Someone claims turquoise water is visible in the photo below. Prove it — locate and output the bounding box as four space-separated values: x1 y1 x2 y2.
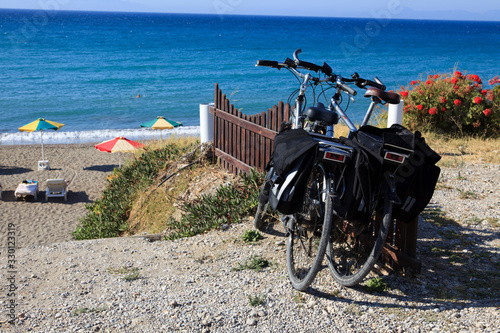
1 9 499 144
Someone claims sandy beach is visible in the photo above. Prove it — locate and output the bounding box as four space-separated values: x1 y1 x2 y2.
0 143 121 248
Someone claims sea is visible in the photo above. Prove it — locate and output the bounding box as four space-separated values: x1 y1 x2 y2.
1 9 499 145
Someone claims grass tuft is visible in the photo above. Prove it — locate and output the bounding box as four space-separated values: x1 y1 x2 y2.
232 255 270 271
248 294 265 307
242 229 263 243
365 277 388 293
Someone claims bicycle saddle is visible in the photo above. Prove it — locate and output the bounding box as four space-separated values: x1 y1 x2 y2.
364 87 401 104
305 103 339 125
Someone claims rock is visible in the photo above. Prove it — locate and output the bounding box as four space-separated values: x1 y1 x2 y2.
247 317 257 326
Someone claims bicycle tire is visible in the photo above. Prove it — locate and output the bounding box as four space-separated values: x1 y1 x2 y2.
326 186 392 287
253 202 268 230
286 162 333 291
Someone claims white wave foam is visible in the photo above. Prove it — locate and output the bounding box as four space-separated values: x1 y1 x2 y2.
0 126 201 145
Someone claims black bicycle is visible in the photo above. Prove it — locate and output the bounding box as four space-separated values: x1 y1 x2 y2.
254 49 407 289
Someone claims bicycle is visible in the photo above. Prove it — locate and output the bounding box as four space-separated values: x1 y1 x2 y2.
254 49 407 289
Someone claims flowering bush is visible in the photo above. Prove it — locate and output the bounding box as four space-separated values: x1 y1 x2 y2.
394 71 500 137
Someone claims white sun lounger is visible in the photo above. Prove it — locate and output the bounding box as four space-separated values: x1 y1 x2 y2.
45 179 69 201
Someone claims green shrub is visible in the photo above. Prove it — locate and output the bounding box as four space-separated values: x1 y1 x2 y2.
73 142 197 240
388 72 500 137
164 169 263 240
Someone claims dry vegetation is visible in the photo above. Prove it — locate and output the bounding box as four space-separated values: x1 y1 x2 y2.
334 124 500 165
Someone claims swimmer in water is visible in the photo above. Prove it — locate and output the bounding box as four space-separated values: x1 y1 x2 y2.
136 94 141 98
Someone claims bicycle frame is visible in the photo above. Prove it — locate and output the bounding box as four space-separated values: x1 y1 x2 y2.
289 69 382 139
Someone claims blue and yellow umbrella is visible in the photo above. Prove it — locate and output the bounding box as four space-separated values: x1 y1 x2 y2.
19 118 65 161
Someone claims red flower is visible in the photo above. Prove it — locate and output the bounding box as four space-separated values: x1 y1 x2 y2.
471 74 481 83
417 104 423 110
451 77 458 84
483 108 492 116
481 90 488 96
442 107 446 112
454 71 462 77
454 99 461 106
488 76 500 85
439 97 447 103
454 85 460 91
410 80 418 86
474 96 483 104
433 74 440 79
401 91 409 98
425 80 433 86
428 108 437 115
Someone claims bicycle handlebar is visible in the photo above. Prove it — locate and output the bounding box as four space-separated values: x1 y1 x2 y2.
338 81 357 95
256 49 387 94
256 60 283 69
347 72 386 90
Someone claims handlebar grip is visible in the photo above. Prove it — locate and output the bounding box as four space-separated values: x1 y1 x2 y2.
339 82 357 96
297 60 322 72
256 60 280 68
365 79 386 91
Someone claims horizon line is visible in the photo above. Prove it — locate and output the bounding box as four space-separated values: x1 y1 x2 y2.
1 7 500 23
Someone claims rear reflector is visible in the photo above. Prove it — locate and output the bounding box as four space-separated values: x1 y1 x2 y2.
324 151 346 163
384 151 405 164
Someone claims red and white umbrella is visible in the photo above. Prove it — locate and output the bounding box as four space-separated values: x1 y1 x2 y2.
94 137 144 167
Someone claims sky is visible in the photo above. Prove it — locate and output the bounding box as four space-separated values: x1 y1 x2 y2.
1 0 500 21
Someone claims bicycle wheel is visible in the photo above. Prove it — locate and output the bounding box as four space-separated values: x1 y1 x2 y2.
326 186 392 287
253 202 268 230
286 162 333 291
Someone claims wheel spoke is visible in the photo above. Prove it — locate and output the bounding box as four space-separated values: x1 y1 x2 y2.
286 162 333 291
326 186 393 287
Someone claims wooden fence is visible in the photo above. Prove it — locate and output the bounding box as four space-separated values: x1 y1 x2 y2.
210 83 420 273
211 83 290 174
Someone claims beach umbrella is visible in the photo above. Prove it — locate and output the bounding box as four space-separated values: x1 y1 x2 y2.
19 118 65 161
140 116 182 139
141 116 182 130
94 137 145 167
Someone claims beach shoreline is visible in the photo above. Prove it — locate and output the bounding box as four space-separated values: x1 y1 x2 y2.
0 126 201 146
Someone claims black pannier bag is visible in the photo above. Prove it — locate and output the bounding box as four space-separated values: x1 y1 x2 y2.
352 124 441 222
391 131 441 222
267 128 318 215
334 136 384 220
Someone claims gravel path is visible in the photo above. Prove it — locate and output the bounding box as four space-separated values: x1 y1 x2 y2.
1 163 499 332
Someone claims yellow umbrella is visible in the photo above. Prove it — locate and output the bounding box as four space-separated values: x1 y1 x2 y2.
19 118 65 161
